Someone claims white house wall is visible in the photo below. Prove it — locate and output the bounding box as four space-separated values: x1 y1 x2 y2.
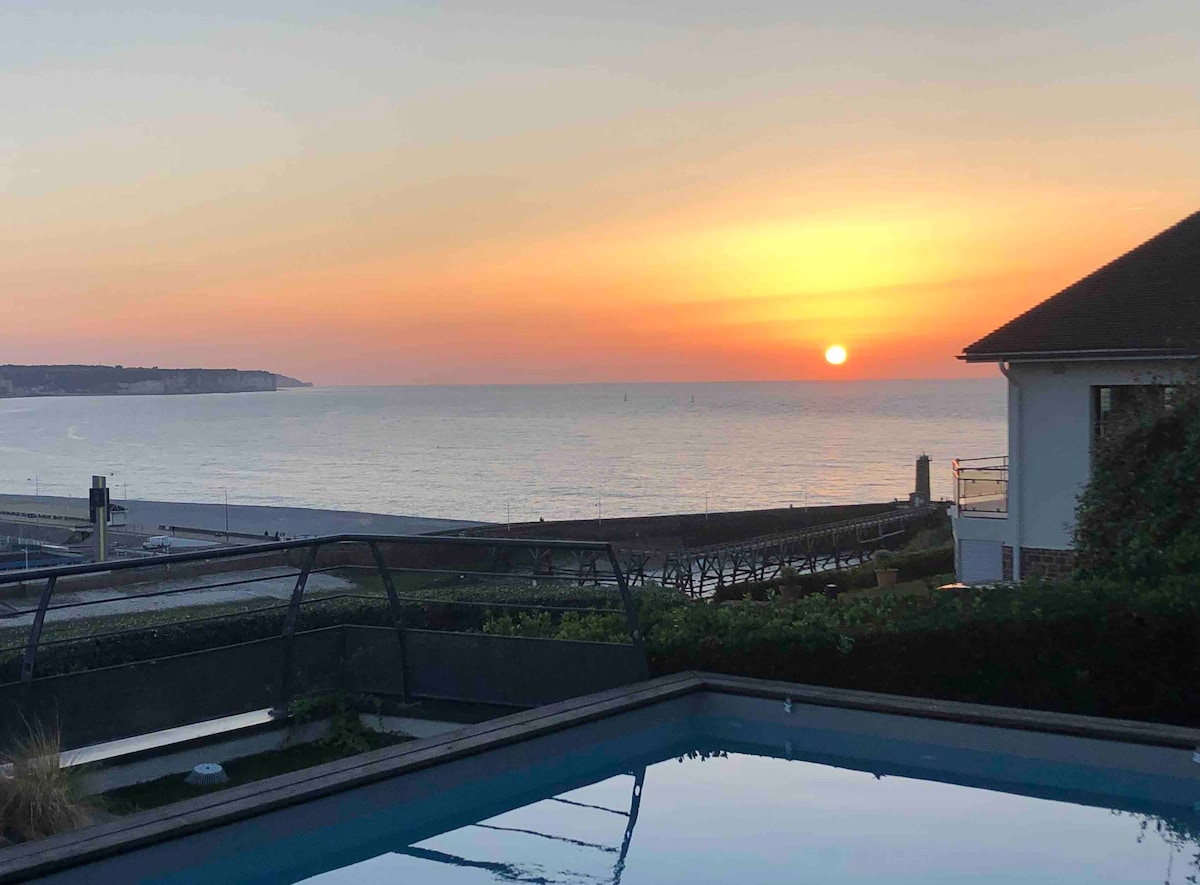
954 357 1190 583
1009 358 1190 551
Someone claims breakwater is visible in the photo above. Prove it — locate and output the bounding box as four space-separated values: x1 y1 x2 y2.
461 502 901 550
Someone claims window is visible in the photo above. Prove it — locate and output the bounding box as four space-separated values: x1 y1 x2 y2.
1092 385 1177 445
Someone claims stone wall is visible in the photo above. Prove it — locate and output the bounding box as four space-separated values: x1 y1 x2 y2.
1020 546 1076 579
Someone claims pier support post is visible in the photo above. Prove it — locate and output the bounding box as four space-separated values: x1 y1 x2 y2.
369 540 412 704
606 546 649 679
272 543 320 717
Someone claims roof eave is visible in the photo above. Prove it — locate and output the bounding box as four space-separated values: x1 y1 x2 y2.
958 348 1200 364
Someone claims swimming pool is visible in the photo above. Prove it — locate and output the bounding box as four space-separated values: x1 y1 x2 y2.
13 675 1200 883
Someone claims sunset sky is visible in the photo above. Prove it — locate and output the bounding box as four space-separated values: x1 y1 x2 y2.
3 2 1198 385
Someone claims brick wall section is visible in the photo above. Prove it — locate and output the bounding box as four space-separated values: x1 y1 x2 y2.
1001 545 1013 581
1020 547 1076 579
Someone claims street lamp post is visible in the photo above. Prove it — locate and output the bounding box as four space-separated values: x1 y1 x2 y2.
224 489 230 544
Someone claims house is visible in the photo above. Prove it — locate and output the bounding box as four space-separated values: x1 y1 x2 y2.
951 210 1200 584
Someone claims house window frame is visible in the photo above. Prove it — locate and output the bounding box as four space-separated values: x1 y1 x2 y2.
1091 383 1177 464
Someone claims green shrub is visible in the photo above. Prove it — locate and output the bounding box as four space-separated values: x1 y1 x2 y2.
482 610 632 643
482 610 555 638
458 572 1200 724
1075 384 1200 582
289 692 385 755
903 523 953 552
649 575 1200 725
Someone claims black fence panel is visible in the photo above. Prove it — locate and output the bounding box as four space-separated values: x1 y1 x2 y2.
400 629 646 708
0 629 343 750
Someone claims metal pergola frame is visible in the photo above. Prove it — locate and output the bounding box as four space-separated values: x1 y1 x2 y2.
0 533 648 714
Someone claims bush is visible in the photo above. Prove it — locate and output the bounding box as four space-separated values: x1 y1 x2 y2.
649 576 1200 725
903 523 953 552
289 692 388 755
457 572 1200 724
0 721 93 843
483 610 631 643
1075 384 1200 582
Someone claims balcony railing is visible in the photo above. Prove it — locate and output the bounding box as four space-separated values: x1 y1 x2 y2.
952 456 1008 517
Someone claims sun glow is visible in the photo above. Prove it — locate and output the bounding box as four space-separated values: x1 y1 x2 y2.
825 344 848 366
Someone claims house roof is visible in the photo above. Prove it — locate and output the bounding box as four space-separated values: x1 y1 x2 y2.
960 210 1200 362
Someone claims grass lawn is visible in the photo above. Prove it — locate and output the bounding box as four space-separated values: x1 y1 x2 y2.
102 730 409 815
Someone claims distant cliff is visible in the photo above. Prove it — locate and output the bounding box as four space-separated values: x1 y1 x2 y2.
0 365 279 398
274 374 314 388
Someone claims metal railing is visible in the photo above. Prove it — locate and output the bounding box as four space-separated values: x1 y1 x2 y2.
662 504 942 598
0 533 648 721
952 456 1008 517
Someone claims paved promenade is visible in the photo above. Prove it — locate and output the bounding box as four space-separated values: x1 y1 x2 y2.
0 494 487 541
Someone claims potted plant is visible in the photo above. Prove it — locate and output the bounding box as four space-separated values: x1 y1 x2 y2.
873 550 899 589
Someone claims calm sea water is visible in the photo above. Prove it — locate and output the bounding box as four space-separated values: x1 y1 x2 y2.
0 380 1005 522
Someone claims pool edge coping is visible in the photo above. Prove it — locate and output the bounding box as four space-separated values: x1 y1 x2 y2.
3 671 1200 882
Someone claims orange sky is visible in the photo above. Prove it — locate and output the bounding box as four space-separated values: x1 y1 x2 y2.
3 4 1199 384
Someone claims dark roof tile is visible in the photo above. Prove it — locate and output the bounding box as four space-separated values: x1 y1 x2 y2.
962 210 1200 360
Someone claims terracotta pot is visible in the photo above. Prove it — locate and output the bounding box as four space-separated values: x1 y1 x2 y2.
875 568 899 589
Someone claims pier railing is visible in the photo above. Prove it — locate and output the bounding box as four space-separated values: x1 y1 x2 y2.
0 533 649 750
952 456 1008 517
662 504 942 598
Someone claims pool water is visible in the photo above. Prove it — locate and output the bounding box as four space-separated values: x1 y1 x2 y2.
303 750 1198 884
40 695 1200 884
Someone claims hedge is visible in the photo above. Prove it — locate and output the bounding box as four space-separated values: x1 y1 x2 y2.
0 584 687 683
649 576 1200 726
478 575 1200 726
9 567 1200 728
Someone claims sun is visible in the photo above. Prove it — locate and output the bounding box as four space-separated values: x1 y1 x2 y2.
825 344 848 366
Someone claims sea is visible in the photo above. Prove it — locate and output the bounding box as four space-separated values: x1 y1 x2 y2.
0 381 1006 523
